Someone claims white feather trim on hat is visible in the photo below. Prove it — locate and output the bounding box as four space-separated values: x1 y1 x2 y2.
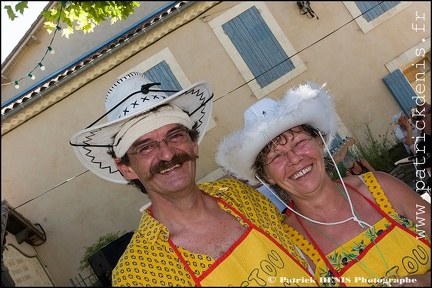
216 82 337 185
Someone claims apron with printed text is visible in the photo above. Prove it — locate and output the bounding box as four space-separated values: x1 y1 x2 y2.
170 209 317 286
287 172 431 287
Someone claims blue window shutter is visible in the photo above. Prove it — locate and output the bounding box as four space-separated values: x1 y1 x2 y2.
143 61 182 95
355 1 400 22
329 133 343 152
222 6 295 88
383 69 416 116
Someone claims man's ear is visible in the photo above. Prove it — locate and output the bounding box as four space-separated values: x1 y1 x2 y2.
193 139 199 155
115 158 138 180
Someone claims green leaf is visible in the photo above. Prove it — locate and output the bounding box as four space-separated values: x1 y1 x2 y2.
5 1 141 36
14 1 28 15
4 5 17 20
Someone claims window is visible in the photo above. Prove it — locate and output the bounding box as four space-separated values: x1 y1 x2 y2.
209 2 306 99
384 38 431 115
143 61 182 96
222 6 296 88
383 69 418 116
121 47 190 89
356 1 400 22
344 1 410 33
121 47 216 131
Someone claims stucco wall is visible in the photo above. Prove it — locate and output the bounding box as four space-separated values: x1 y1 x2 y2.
1 1 430 285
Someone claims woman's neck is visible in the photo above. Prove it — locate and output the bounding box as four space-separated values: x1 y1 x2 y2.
290 181 349 221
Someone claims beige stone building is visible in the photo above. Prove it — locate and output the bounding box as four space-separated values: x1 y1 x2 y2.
1 1 430 286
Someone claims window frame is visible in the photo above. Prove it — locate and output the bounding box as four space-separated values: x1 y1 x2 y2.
209 2 306 99
120 47 216 131
344 1 411 33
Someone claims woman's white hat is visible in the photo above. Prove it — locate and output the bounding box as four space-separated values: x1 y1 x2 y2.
216 82 337 185
70 72 213 184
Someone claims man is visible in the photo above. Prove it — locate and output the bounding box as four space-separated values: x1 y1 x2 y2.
393 111 421 155
69 72 315 286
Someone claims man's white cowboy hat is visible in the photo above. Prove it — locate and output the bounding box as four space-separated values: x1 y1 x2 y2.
70 72 213 184
216 82 337 185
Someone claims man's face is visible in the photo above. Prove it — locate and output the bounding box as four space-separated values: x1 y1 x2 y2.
115 123 199 195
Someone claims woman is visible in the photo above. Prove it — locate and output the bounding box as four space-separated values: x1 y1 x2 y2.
343 156 375 176
216 82 431 287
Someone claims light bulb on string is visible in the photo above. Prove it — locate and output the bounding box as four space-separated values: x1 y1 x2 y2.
4 5 64 89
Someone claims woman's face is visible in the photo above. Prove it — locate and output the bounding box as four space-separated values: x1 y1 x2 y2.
262 126 328 198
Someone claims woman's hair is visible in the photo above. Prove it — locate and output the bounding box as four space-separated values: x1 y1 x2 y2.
252 124 321 181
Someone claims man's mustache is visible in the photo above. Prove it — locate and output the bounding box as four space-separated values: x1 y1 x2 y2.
150 152 199 175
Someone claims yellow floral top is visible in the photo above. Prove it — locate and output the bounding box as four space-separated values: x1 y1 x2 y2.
286 172 431 287
111 179 311 287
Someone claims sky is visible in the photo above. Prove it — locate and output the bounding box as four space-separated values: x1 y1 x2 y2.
1 1 49 63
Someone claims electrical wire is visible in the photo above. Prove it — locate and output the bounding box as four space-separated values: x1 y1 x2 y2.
4 2 389 212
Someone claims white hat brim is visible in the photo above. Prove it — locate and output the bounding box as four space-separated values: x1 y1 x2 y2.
70 81 213 184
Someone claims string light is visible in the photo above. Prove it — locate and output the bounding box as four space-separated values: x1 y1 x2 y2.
47 46 55 55
1 3 65 89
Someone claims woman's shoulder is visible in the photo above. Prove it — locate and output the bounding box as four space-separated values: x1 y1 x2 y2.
341 173 377 201
342 174 366 189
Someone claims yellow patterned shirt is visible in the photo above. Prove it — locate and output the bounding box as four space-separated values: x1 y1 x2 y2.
286 172 431 287
111 178 311 286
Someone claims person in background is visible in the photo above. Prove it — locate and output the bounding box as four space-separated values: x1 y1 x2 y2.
393 111 421 155
343 156 375 176
216 82 431 287
69 72 315 287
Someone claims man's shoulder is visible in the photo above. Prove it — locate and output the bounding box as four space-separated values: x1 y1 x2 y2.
199 178 272 204
198 178 258 194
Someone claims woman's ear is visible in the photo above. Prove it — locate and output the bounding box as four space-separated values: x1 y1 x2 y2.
264 174 276 185
316 135 324 146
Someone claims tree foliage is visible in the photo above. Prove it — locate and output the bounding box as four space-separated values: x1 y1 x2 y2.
4 1 141 38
